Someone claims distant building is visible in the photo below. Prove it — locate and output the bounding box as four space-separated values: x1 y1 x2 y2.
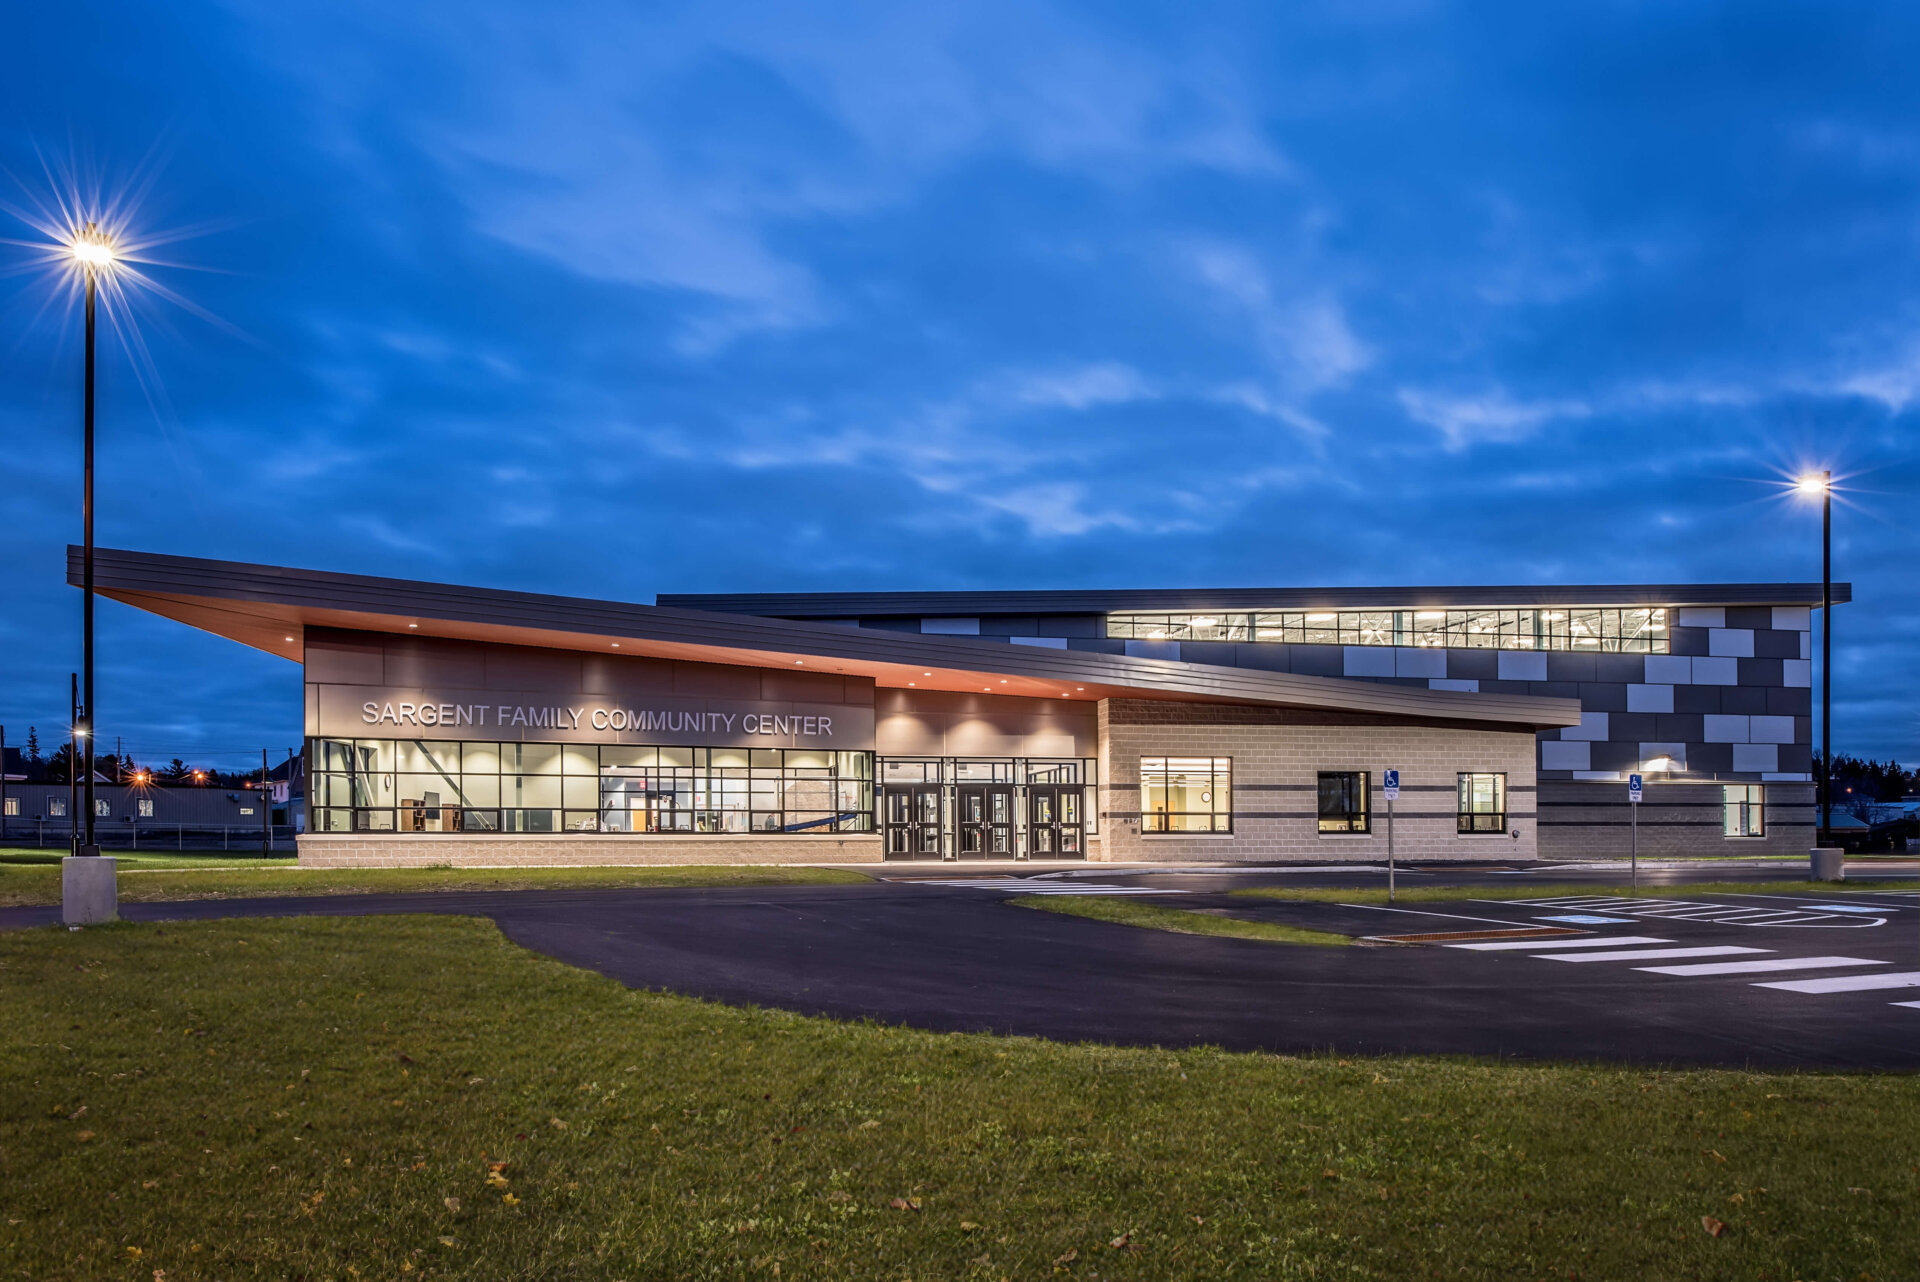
2 781 280 840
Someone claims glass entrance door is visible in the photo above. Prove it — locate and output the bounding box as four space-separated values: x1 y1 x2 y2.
882 785 942 859
956 784 1013 858
1026 785 1085 859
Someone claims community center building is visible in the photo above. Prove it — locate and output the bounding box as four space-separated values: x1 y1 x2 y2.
73 547 1840 866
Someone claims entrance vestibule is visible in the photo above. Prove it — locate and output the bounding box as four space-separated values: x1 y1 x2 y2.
878 757 1095 861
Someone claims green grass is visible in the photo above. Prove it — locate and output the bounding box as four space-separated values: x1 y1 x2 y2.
1 849 296 868
1231 879 1920 907
0 861 871 907
4 916 1918 1280
1011 894 1352 946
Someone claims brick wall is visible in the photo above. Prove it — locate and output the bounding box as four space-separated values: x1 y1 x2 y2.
1537 780 1815 858
297 833 884 867
1095 698 1538 863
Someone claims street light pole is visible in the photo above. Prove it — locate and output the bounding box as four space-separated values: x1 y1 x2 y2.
61 223 119 924
1819 467 1831 847
81 246 98 857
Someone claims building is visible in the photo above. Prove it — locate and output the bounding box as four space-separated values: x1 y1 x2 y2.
0 779 284 847
71 547 1842 866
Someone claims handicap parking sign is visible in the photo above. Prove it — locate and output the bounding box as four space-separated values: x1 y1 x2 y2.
1383 769 1399 801
1628 773 1643 803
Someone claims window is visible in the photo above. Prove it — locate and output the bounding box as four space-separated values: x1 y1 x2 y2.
136 798 155 818
95 799 110 817
3 797 16 816
1106 607 1669 653
1457 773 1507 834
49 798 67 817
308 738 876 836
1724 784 1765 838
1317 771 1370 834
1139 757 1231 833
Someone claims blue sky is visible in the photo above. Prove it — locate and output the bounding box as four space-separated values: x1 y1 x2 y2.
1 1 1915 769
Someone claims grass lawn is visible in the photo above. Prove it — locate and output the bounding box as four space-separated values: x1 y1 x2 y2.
5 917 1918 1280
0 860 871 908
1231 879 1920 907
1011 894 1351 946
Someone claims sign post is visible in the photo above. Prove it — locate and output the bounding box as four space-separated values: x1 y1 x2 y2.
1383 770 1400 903
1627 773 1643 890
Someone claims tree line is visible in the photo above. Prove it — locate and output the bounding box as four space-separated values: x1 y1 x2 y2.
4 728 262 787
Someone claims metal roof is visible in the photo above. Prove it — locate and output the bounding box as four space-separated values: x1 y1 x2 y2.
657 582 1852 616
67 547 1584 730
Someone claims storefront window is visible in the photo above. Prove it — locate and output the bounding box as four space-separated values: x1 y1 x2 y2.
1457 773 1506 834
1318 772 1370 834
310 738 874 836
1140 757 1231 833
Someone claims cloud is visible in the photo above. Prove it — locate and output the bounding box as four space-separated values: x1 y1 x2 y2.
1397 388 1592 450
1188 243 1370 391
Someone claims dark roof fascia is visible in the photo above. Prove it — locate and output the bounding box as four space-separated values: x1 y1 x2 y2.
657 583 1854 616
68 547 1582 729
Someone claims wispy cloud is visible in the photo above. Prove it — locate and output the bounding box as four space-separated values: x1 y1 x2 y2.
1397 387 1592 450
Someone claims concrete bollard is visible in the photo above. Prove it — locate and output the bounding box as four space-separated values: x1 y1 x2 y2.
62 856 119 925
1809 847 1845 882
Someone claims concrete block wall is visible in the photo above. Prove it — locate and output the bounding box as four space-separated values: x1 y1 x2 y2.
298 833 884 867
1095 698 1538 863
1536 781 1815 858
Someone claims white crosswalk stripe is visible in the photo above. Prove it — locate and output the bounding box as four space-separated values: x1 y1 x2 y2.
1531 946 1767 963
1636 956 1887 977
1488 895 1889 928
1447 936 1672 951
1754 971 1920 994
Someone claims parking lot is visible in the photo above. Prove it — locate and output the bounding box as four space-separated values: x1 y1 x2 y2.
9 859 1916 1067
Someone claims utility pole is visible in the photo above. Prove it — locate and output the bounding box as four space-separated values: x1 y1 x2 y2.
261 749 272 856
68 675 79 856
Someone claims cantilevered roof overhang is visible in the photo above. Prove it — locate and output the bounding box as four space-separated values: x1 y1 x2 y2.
68 547 1583 731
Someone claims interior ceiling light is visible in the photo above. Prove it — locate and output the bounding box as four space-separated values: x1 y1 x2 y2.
1306 613 1336 623
408 623 418 628
1190 615 1218 629
611 642 620 647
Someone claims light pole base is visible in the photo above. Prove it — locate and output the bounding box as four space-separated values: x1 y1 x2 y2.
1809 847 1845 882
62 856 118 925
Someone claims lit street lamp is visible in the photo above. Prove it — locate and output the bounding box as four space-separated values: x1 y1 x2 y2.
70 223 116 859
1796 471 1832 847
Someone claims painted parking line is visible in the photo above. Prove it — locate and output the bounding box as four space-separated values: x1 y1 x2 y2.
1894 1001 1920 1010
1447 936 1673 952
1638 956 1888 977
890 879 1187 896
1754 971 1920 994
1532 946 1769 964
1536 914 1636 924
